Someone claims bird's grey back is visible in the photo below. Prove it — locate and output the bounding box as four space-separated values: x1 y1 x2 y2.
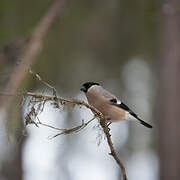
96 86 117 100
86 85 117 105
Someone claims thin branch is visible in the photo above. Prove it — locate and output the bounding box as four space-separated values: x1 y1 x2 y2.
36 117 66 131
100 120 127 180
47 117 96 139
26 92 103 118
29 70 57 93
0 0 66 109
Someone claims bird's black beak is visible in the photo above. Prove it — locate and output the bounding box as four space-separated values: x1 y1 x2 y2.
80 86 86 92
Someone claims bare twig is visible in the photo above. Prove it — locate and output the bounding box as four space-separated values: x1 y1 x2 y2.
29 70 59 107
25 91 127 179
26 92 103 118
100 120 127 180
29 70 57 93
0 0 66 109
47 117 96 139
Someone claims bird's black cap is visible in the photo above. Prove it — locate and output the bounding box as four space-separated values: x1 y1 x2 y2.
80 82 100 93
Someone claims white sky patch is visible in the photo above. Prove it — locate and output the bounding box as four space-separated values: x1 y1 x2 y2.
127 151 159 180
121 59 155 119
68 154 119 180
121 59 155 144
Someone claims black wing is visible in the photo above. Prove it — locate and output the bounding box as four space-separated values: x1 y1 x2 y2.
109 99 137 117
109 98 152 128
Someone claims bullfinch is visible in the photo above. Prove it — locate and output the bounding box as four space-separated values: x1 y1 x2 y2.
80 82 152 128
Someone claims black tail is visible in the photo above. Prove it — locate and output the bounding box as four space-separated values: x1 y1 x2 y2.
138 118 153 128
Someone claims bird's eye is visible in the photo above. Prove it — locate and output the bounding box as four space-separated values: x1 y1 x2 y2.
110 98 117 103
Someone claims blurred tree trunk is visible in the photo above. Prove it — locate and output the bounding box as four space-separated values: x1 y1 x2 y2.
158 0 180 179
0 117 25 180
1 140 24 180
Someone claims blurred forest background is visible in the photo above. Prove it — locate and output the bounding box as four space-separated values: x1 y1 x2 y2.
0 0 180 180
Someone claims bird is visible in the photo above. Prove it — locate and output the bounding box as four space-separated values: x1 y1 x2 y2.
80 82 152 128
